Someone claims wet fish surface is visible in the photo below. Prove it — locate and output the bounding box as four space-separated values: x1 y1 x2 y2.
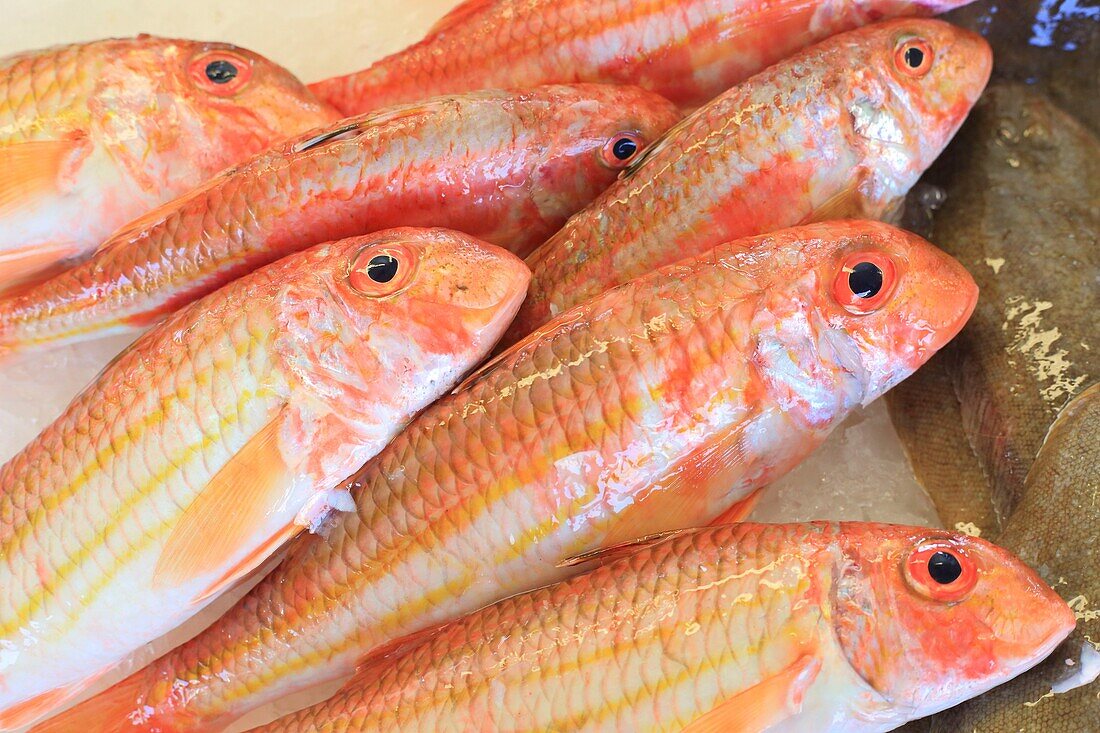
505 19 991 345
33 221 977 732
252 522 1075 733
0 228 529 729
309 0 976 115
0 36 336 292
0 85 679 355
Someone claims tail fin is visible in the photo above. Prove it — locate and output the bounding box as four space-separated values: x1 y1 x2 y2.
27 673 166 733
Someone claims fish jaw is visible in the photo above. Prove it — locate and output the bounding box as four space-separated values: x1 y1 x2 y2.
832 525 1076 722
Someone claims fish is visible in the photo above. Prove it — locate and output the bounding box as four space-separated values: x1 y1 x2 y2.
0 84 680 355
888 83 1098 530
36 220 979 732
248 522 1075 733
308 0 977 116
0 228 530 729
504 18 991 346
0 35 337 293
925 384 1100 731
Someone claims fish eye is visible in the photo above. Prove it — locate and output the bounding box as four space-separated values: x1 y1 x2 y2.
347 242 418 297
832 252 897 314
188 51 253 96
205 59 238 84
904 541 979 602
894 38 934 78
601 132 644 169
848 261 884 299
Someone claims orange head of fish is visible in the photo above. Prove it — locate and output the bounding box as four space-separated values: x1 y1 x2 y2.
841 18 992 198
832 523 1075 721
271 227 530 417
520 84 681 244
804 220 977 401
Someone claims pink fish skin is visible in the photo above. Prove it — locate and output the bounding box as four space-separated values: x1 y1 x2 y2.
0 85 679 355
0 36 338 293
504 18 992 346
0 228 529 730
309 0 976 116
32 221 978 733
250 523 1075 733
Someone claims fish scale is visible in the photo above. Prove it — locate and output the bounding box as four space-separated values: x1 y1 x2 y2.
0 228 530 729
38 221 979 732
253 523 1074 733
308 0 975 116
0 84 679 354
504 18 991 345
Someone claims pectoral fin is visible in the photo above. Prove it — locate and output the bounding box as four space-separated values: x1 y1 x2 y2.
427 0 494 35
803 171 870 223
683 655 821 733
155 409 303 602
0 241 84 294
0 139 80 216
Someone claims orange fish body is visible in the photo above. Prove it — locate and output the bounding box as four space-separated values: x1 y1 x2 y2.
0 36 337 292
0 85 679 354
37 221 978 732
253 522 1075 733
506 18 991 344
309 0 977 116
0 228 529 729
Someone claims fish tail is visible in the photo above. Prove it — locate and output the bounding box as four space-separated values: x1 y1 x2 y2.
27 673 175 733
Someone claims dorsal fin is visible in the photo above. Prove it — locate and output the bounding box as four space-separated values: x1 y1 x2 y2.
427 0 495 37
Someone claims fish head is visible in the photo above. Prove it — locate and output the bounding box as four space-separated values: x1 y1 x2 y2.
833 523 1075 721
841 19 991 206
521 84 681 240
273 228 530 420
806 220 977 402
97 37 337 188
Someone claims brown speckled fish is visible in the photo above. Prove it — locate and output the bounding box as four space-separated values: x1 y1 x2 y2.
38 221 977 732
310 0 976 115
0 228 529 729
251 523 1073 733
505 18 991 345
0 85 678 355
0 36 336 292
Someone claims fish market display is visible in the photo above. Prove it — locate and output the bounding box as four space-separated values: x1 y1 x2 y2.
0 36 337 293
0 85 679 354
505 18 991 344
309 0 976 116
889 83 1098 529
253 522 1075 733
0 228 530 728
40 221 979 732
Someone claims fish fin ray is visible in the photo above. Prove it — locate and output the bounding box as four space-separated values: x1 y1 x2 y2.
0 140 78 216
26 670 148 733
2 661 116 730
709 487 765 526
682 654 821 733
803 171 870 223
594 420 754 550
558 528 699 569
0 241 84 295
154 409 300 598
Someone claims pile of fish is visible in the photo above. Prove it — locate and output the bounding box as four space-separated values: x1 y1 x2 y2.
0 1 1094 731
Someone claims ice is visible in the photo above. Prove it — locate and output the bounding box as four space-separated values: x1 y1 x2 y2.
750 400 943 527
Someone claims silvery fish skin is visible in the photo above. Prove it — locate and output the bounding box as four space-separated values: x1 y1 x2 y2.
33 221 977 732
309 0 977 115
925 384 1100 731
0 85 679 354
505 19 991 345
252 522 1074 733
0 36 337 292
0 228 529 729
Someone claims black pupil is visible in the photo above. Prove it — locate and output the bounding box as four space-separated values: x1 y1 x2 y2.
848 262 884 299
612 137 638 161
904 46 925 69
367 255 399 284
205 59 239 84
927 551 963 584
